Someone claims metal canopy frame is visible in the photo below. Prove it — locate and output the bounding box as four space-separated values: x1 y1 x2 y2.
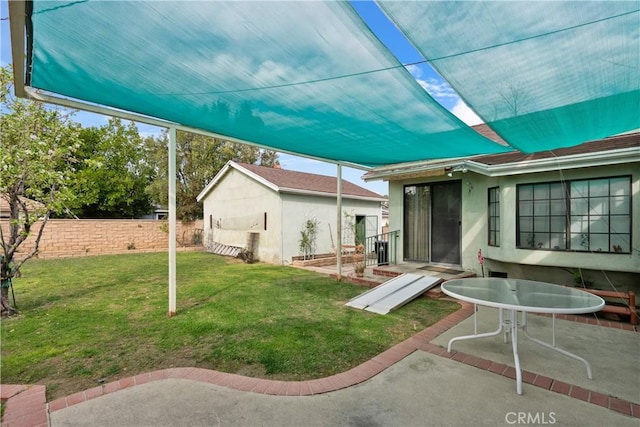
8 1 638 315
7 0 356 315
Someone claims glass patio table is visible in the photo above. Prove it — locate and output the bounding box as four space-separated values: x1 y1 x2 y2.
441 278 605 395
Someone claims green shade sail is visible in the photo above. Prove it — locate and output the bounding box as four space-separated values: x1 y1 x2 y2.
26 0 510 167
21 1 639 165
378 1 640 153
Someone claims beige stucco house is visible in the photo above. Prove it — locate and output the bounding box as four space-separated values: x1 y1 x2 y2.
197 161 386 265
364 126 639 291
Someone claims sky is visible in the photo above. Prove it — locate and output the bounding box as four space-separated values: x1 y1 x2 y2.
0 1 483 196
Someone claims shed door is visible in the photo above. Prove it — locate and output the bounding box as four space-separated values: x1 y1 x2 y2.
355 215 378 245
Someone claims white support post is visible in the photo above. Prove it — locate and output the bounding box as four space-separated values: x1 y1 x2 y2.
336 165 342 280
168 127 177 316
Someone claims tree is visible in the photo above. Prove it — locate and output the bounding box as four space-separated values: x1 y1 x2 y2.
145 130 279 221
489 82 533 121
0 66 82 316
66 118 155 218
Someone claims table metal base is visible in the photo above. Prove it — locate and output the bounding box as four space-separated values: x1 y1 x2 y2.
447 308 594 395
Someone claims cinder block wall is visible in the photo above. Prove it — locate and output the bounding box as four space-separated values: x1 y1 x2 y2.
0 219 203 259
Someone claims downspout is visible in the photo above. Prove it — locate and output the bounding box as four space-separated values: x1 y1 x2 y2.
168 127 177 316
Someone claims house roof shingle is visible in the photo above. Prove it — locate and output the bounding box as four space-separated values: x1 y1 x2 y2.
237 163 384 199
0 194 45 218
470 124 509 146
362 127 639 181
472 130 639 166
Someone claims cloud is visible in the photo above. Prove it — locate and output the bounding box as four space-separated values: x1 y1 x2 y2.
417 78 459 100
406 65 458 101
406 64 483 126
451 99 484 126
406 63 484 126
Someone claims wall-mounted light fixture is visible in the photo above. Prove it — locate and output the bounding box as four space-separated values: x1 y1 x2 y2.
445 165 467 178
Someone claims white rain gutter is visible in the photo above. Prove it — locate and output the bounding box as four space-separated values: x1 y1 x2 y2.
364 147 639 181
277 188 385 202
472 148 639 176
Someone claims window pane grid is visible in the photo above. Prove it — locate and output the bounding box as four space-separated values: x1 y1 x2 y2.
571 178 631 253
518 176 630 253
488 187 500 247
517 182 566 249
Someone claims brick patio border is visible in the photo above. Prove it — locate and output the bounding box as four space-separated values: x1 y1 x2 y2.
0 384 48 427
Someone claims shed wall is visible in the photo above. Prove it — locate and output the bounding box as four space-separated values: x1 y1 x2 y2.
201 168 383 265
281 194 382 264
201 168 282 263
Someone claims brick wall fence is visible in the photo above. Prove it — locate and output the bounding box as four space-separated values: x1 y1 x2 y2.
1 219 203 259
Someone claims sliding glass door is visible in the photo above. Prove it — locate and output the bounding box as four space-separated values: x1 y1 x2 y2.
431 181 461 265
403 181 461 265
404 185 430 261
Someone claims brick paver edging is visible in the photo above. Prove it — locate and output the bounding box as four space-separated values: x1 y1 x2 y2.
0 384 48 427
3 300 637 425
45 305 475 413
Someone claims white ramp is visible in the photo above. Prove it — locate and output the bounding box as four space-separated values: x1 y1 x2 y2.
346 274 419 310
346 274 442 315
365 275 441 314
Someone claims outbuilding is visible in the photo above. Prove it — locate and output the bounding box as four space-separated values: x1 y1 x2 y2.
197 161 386 265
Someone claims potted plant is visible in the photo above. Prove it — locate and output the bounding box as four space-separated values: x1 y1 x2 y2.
354 261 366 277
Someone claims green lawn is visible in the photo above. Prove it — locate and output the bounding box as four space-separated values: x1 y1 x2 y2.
0 251 458 400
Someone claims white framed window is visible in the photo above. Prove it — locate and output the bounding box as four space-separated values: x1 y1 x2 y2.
488 187 500 247
516 176 631 253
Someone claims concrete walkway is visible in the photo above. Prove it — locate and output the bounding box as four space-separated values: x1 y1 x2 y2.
2 303 639 427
